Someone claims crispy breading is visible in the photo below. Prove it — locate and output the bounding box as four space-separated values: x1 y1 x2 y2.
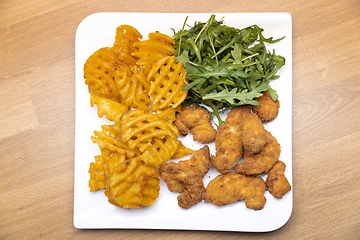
175 105 216 144
235 130 280 175
159 146 211 209
210 105 251 174
266 160 291 199
204 172 267 210
252 90 280 122
241 112 268 156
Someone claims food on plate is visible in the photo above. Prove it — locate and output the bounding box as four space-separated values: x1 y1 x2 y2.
139 135 179 167
90 93 129 122
147 56 188 111
175 105 216 144
84 47 127 102
89 148 160 208
88 153 107 192
104 152 160 208
204 172 267 210
132 32 175 75
173 14 286 124
252 90 280 122
171 140 196 159
115 65 151 111
119 109 180 166
91 124 140 158
235 130 280 175
266 160 291 199
159 146 211 209
89 109 182 207
111 24 142 66
210 105 251 174
84 16 290 211
241 112 268 156
119 109 179 150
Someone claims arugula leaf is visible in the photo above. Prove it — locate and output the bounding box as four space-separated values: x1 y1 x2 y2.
203 88 262 105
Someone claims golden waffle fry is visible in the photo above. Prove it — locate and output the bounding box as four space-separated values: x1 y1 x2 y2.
147 56 188 111
155 105 181 123
114 65 150 111
132 32 175 75
84 47 127 101
91 124 140 158
104 154 160 208
88 154 106 192
171 140 196 159
148 32 175 45
140 135 179 166
112 24 142 66
120 109 179 150
90 93 129 122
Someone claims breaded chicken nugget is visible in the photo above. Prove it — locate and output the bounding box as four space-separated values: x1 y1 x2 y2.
241 112 268 156
266 160 291 199
159 146 211 209
204 172 267 210
211 105 251 174
235 130 280 175
252 90 280 122
175 105 216 144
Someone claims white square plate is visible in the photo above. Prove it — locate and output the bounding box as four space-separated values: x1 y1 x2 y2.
74 12 292 232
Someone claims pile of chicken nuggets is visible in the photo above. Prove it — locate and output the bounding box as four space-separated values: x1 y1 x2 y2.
160 90 291 210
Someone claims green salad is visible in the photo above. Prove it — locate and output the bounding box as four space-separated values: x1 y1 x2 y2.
172 14 286 124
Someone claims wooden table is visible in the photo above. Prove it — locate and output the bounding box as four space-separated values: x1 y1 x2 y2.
1 1 359 239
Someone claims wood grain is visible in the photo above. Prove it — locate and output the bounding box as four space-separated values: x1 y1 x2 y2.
1 0 360 239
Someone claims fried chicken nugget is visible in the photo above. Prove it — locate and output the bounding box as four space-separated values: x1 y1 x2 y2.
266 160 291 199
159 146 211 209
252 90 280 122
210 105 251 174
175 106 216 144
241 112 268 156
204 172 267 210
235 130 280 175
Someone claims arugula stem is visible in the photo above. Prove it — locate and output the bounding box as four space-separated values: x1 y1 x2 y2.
187 38 202 63
206 101 224 125
242 53 259 62
177 16 188 56
194 14 215 43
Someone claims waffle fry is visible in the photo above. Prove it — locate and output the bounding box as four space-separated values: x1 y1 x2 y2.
114 65 150 111
84 47 129 101
119 109 179 150
148 56 188 111
171 140 196 159
91 124 140 158
155 106 181 125
103 153 161 208
112 24 142 66
140 135 179 166
90 93 129 122
132 32 175 75
88 154 106 192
